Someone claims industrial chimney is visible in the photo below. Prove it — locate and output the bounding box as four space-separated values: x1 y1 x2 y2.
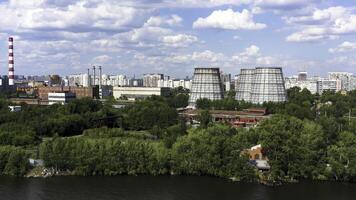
8 37 14 86
87 68 91 87
98 66 102 88
92 66 96 86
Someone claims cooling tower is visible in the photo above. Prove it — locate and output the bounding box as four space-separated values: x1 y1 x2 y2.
235 69 255 101
235 67 286 104
188 68 224 108
250 67 286 104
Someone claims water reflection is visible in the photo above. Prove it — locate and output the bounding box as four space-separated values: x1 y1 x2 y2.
0 176 355 200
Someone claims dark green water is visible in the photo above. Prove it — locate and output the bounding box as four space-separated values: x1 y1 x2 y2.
0 176 355 200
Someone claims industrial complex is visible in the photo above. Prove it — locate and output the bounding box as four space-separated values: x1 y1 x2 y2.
2 37 356 118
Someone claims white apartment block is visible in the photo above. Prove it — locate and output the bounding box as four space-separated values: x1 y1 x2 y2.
285 77 318 94
157 79 192 90
328 72 353 91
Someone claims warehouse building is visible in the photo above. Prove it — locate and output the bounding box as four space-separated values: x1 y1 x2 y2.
37 86 99 100
113 87 171 100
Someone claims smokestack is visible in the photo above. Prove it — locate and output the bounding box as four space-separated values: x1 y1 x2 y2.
98 66 102 88
92 66 96 86
8 37 14 86
87 68 91 86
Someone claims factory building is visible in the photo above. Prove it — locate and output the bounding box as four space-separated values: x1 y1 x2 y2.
236 67 286 104
38 86 99 100
48 92 76 105
188 68 224 108
113 86 171 101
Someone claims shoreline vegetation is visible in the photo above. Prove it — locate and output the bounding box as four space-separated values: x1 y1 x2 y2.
1 87 356 185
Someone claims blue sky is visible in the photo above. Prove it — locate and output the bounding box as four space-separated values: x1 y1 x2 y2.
0 0 355 78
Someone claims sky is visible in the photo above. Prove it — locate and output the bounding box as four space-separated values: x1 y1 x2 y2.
0 0 356 78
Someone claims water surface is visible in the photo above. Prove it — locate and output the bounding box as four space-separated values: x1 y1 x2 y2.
0 176 355 200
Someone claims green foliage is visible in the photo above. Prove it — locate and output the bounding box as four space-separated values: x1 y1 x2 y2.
198 110 211 129
0 146 28 176
39 124 256 180
327 131 356 181
0 123 39 146
83 127 125 138
39 137 170 176
258 115 307 178
122 99 178 130
171 125 256 180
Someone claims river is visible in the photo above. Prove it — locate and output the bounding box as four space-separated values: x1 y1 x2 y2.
0 176 355 200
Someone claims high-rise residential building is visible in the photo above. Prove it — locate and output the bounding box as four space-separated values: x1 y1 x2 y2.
328 72 353 91
350 75 356 91
285 77 318 94
221 72 232 91
317 79 341 94
68 74 90 87
188 68 224 108
236 67 286 104
143 73 164 87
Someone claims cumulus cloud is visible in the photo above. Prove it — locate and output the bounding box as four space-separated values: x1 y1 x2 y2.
193 9 266 30
232 45 260 63
285 6 356 42
254 0 318 10
145 15 183 27
161 34 198 47
0 1 152 33
329 41 356 53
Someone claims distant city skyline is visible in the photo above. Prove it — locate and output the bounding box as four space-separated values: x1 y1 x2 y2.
0 0 355 77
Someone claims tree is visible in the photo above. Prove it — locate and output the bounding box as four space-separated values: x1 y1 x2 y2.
196 98 211 110
198 110 211 129
258 115 307 179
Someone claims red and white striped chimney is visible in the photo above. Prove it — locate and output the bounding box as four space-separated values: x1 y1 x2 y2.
8 37 14 86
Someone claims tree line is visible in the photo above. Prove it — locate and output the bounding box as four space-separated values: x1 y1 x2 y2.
0 86 356 182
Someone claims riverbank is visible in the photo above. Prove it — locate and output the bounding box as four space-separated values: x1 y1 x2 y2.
24 165 301 187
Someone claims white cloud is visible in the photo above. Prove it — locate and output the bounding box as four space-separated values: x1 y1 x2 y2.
286 28 339 42
232 45 261 64
0 1 152 32
329 41 356 53
193 9 266 30
254 0 318 9
145 15 183 27
92 55 113 64
161 34 198 47
233 35 241 40
285 6 356 43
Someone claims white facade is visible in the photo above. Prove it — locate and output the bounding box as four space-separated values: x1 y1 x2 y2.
285 77 318 94
157 79 192 90
113 87 170 100
328 72 353 91
48 92 76 105
317 79 341 94
68 74 90 87
143 74 164 87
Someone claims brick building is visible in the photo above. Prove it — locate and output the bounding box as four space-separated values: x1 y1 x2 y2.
37 86 99 100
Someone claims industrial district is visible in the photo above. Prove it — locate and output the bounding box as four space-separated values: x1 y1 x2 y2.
1 31 356 183
2 37 355 111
